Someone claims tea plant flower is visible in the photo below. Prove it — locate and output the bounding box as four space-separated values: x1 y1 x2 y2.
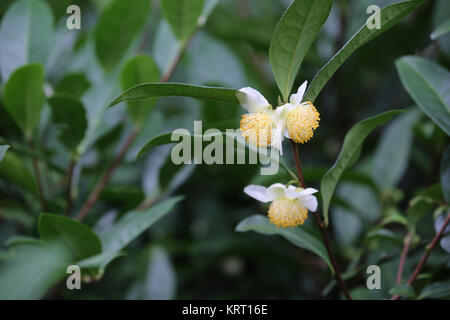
237 87 275 148
244 183 318 228
275 81 320 145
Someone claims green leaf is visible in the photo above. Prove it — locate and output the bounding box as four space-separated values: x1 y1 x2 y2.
54 72 90 98
304 0 427 103
236 214 333 272
373 109 420 188
38 213 102 260
440 145 450 204
0 0 54 81
389 284 416 298
431 19 450 40
48 95 87 153
269 0 333 102
161 0 204 41
109 82 238 108
137 133 173 159
2 64 45 140
396 56 450 135
100 196 184 253
94 0 150 71
0 145 9 162
407 185 443 228
120 55 161 125
76 251 124 278
321 110 403 226
419 280 450 299
0 152 38 196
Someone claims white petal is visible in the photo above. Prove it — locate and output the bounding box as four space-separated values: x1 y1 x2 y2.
289 81 308 105
284 129 291 139
301 195 318 212
299 188 318 196
267 183 287 200
271 121 285 155
236 87 271 113
244 185 271 203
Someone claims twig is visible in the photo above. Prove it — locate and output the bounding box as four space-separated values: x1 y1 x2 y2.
290 140 352 300
29 141 47 211
65 159 76 216
391 212 450 300
396 232 412 285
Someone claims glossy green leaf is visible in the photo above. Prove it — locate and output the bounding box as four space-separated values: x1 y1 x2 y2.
0 145 9 162
109 82 238 108
94 0 150 71
0 0 54 81
161 0 204 41
236 214 332 272
2 64 45 140
373 109 420 188
38 213 102 260
431 19 450 40
48 95 87 153
440 145 450 203
100 196 184 253
120 55 161 125
0 152 38 196
419 280 450 299
269 0 332 102
137 133 173 159
304 0 427 102
54 72 90 98
321 110 403 226
76 251 124 277
396 56 450 135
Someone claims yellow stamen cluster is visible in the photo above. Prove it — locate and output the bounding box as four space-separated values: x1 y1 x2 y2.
286 102 320 144
268 198 308 228
240 112 272 147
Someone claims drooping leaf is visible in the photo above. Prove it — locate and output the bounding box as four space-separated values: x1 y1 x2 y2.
38 213 102 260
304 0 427 103
120 55 161 125
48 95 88 153
0 152 38 196
419 280 450 299
94 0 150 71
373 109 420 188
396 56 450 135
100 196 184 253
0 145 9 162
160 0 204 41
0 0 54 81
236 214 332 272
109 82 238 108
321 110 403 226
269 0 333 102
2 64 45 140
440 145 450 203
431 19 450 40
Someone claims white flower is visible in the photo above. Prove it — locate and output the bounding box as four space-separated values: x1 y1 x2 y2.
244 183 318 228
273 81 320 150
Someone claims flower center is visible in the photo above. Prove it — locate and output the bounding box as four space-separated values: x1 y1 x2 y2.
286 102 320 144
240 112 272 147
268 198 308 228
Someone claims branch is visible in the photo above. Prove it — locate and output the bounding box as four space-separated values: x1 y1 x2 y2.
395 232 412 285
289 140 352 300
391 212 450 300
29 141 47 211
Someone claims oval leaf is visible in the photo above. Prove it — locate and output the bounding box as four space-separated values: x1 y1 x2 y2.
304 0 426 103
100 196 184 253
95 0 150 71
0 0 54 81
120 55 161 125
396 56 450 135
321 110 403 226
48 95 88 153
269 0 332 102
236 214 332 272
2 63 45 140
38 213 102 260
161 0 204 41
109 82 238 108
